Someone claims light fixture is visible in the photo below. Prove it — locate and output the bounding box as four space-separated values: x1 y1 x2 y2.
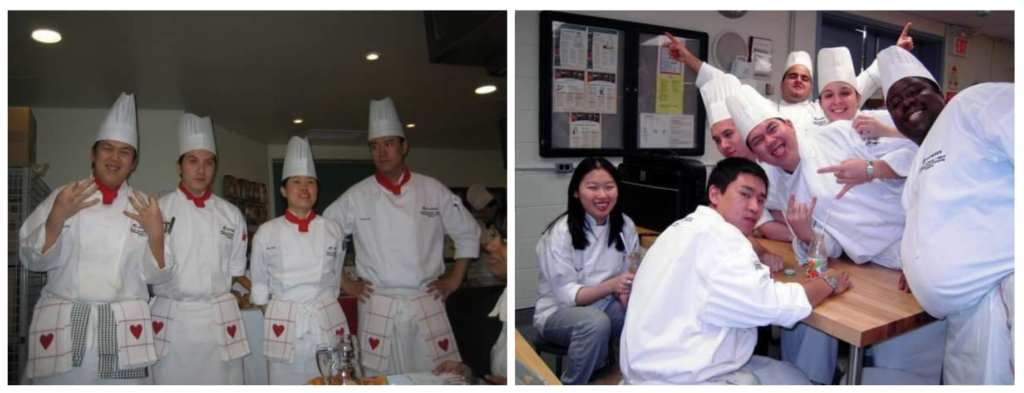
475 85 497 95
293 118 304 124
32 29 62 44
406 123 416 129
365 52 381 61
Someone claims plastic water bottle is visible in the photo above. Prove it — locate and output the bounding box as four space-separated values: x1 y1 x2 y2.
806 230 828 278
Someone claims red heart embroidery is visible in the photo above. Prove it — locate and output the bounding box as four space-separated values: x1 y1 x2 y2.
368 337 380 350
273 324 285 337
227 325 237 338
335 328 344 336
130 324 143 340
40 333 54 350
438 338 450 352
153 321 164 335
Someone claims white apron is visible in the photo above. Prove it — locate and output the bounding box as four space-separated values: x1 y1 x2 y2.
358 289 461 375
149 294 248 384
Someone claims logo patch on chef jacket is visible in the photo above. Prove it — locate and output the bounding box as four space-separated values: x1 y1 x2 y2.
420 206 440 218
919 150 946 172
326 245 338 258
865 138 880 146
129 222 148 237
752 257 765 271
814 117 828 126
220 226 236 240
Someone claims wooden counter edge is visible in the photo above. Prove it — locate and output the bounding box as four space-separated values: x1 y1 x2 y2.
514 329 562 385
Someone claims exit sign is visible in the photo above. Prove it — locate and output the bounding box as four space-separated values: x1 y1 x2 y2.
953 37 969 57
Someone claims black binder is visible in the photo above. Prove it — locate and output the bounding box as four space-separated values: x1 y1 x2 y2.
618 154 707 232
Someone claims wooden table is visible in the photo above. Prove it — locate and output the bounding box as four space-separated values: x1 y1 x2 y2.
635 227 937 384
514 329 562 385
764 238 937 384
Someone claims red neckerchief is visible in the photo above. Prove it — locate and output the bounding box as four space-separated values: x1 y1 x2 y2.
95 179 122 205
179 183 212 208
374 169 412 196
285 210 315 233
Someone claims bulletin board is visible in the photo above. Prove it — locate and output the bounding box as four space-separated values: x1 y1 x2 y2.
539 11 708 158
634 25 707 155
540 12 629 157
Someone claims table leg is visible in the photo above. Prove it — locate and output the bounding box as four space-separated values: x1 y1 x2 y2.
846 345 864 385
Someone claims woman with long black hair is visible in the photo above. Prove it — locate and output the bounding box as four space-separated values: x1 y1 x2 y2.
532 157 639 385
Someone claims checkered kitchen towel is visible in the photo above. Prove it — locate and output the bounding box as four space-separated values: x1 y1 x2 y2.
97 303 149 379
314 295 351 339
410 294 461 366
25 297 74 379
212 292 250 361
107 299 157 372
263 299 299 363
359 294 397 372
149 296 174 358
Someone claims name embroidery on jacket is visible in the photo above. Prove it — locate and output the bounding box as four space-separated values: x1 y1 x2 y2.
420 206 440 218
919 150 946 172
220 226 236 240
327 245 339 258
130 222 148 237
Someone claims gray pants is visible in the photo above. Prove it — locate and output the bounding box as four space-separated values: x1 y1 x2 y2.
540 298 625 385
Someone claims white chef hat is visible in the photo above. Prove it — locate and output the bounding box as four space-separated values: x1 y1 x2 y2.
783 51 814 79
878 46 938 102
817 47 859 95
700 74 743 126
96 92 138 150
368 97 405 141
467 184 494 211
282 136 317 181
178 113 216 156
726 84 781 142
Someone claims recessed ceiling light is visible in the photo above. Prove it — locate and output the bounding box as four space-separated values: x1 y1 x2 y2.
475 85 497 95
365 52 381 61
293 118 304 124
406 123 416 129
32 29 62 44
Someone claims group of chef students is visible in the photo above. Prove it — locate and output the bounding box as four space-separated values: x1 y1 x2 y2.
18 94 509 385
535 22 1013 385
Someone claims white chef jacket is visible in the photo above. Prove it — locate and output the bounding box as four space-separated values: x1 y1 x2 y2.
153 188 248 301
772 121 917 268
20 181 175 302
532 213 638 332
323 172 480 291
620 206 811 384
901 83 1015 319
489 288 507 378
249 214 346 305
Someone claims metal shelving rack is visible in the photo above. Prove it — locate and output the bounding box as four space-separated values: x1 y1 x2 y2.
8 168 51 385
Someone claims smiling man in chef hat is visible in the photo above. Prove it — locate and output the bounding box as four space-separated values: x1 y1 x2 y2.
879 45 1014 385
324 97 481 375
19 92 174 384
730 81 946 385
149 113 251 384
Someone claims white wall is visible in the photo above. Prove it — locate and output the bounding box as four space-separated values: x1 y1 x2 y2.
514 10 1014 309
33 107 268 200
266 143 507 217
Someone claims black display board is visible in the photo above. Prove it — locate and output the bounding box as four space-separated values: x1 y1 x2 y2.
539 11 709 158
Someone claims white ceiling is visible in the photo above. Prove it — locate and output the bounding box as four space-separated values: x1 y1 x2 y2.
906 10 1014 42
8 11 507 150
